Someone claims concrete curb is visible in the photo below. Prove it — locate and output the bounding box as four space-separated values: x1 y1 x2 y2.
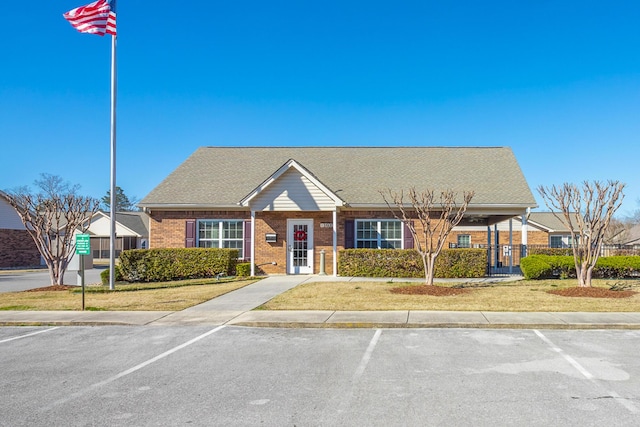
2 310 640 329
229 321 640 330
2 274 639 329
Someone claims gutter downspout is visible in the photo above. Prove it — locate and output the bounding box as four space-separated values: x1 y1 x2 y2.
521 208 530 258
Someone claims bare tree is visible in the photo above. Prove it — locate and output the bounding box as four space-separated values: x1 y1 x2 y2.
630 198 640 225
381 188 474 285
4 174 99 286
538 180 625 287
603 217 629 246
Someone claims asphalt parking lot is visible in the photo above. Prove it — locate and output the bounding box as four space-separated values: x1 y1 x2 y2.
2 326 639 426
0 267 104 293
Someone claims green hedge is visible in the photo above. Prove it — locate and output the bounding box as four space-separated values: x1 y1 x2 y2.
235 262 251 277
594 256 640 279
435 249 487 278
521 254 640 280
118 248 239 283
100 265 123 285
338 249 487 278
528 247 574 256
520 256 555 280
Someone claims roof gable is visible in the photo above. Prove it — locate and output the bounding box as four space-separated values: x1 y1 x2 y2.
86 211 150 237
240 159 344 211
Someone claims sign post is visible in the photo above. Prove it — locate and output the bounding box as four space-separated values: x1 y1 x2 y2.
76 234 91 311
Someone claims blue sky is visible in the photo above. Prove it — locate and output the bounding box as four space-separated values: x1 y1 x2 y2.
2 1 639 215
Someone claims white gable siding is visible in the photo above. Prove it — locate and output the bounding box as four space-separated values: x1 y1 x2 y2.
0 198 26 230
88 215 140 237
250 169 337 211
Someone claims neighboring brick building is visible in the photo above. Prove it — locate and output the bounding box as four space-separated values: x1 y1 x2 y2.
139 147 538 276
0 191 41 268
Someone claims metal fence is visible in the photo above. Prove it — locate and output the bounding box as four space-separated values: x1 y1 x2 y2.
484 244 524 276
480 244 640 276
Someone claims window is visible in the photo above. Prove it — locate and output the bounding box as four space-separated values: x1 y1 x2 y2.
550 235 576 248
197 220 244 258
356 220 402 249
457 234 471 248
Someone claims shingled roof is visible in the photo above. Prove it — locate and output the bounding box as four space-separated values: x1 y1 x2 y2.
139 146 537 209
114 211 150 236
527 212 583 232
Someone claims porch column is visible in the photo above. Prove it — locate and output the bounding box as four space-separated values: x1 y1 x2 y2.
487 225 492 272
509 218 513 274
494 224 499 268
250 210 256 277
521 209 529 258
332 209 337 277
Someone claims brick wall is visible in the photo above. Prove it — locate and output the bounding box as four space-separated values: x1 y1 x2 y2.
255 212 335 275
148 211 250 248
0 229 41 268
148 209 551 275
525 230 550 245
148 210 337 275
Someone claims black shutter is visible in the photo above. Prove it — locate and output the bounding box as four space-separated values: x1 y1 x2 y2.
344 220 355 248
404 221 414 249
185 220 196 248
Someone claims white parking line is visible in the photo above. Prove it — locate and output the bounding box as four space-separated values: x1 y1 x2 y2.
534 329 638 413
0 327 59 344
43 325 227 411
337 329 382 416
352 329 382 382
533 329 593 379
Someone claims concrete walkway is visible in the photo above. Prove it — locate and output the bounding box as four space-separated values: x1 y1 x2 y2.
1 275 640 329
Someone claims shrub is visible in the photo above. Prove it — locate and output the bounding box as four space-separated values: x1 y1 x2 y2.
236 262 252 277
118 248 238 282
521 254 640 280
100 266 123 285
593 256 640 279
339 249 423 278
435 249 487 278
338 249 486 278
528 247 574 256
521 255 576 279
520 256 553 280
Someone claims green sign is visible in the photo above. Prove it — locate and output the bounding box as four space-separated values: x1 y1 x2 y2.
76 234 91 255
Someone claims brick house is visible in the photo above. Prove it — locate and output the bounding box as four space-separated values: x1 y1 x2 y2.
139 147 538 276
0 190 41 268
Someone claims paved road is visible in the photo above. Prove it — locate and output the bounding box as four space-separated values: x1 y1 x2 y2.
0 267 104 293
1 326 639 426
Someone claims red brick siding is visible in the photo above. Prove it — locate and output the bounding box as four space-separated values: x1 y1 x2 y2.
148 211 250 248
148 209 548 275
0 229 41 268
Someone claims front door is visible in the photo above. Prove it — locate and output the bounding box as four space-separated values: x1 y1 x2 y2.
287 219 313 274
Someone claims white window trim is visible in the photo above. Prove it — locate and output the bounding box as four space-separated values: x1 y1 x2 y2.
457 234 471 248
355 219 404 249
550 234 575 248
196 219 244 258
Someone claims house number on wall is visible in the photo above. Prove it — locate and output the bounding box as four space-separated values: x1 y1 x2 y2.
320 222 333 228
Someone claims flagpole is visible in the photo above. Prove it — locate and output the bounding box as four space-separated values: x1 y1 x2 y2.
109 33 117 290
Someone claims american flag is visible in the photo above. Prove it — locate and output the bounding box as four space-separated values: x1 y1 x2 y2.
63 0 116 36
